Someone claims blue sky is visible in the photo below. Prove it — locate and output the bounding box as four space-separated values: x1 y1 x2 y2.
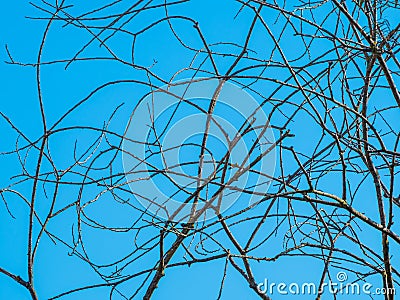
1 1 399 299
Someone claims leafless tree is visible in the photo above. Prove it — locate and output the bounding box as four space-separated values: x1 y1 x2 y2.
1 0 400 299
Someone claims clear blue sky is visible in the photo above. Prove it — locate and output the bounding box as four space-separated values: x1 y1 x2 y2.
1 1 399 299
